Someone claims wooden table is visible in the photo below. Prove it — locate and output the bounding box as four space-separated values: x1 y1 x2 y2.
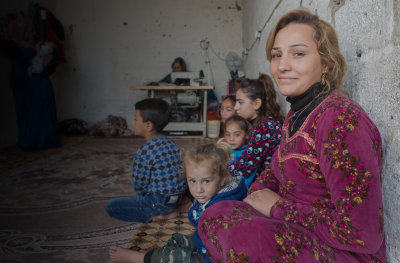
129 86 214 137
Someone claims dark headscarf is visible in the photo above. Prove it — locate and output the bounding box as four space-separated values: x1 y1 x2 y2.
8 18 35 48
171 57 187 72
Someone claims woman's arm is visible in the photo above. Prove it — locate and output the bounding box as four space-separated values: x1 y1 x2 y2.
270 105 384 254
227 119 282 178
248 164 280 194
4 41 35 61
159 73 172 83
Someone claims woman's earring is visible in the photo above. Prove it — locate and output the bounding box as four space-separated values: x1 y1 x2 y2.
321 71 327 85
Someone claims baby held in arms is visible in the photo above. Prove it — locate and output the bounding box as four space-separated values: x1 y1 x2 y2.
27 42 56 78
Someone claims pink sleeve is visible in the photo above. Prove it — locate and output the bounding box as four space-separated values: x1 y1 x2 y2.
270 106 384 254
248 164 280 195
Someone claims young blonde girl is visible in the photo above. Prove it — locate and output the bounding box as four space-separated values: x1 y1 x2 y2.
109 141 247 263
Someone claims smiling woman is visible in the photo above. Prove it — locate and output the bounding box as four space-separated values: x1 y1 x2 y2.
199 9 387 263
269 23 328 98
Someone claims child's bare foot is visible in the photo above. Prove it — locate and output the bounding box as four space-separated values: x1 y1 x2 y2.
152 209 179 222
176 196 193 213
109 245 145 263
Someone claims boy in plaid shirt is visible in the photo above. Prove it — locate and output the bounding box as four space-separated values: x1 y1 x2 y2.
106 99 187 222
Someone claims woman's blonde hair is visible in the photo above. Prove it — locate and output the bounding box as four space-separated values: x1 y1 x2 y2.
266 8 347 95
181 140 231 185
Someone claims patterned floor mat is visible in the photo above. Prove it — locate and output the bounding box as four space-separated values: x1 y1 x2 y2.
0 135 93 172
1 137 192 263
126 213 195 253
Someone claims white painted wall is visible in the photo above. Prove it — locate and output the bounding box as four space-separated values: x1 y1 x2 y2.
0 0 57 148
54 0 243 126
242 0 400 262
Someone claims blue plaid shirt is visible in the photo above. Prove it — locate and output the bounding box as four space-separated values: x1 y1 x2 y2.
132 135 186 196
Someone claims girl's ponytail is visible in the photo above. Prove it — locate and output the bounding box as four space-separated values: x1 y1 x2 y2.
258 73 284 124
238 74 284 138
216 138 231 161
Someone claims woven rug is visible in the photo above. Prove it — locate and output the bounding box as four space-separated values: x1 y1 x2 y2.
0 135 93 172
0 137 191 263
126 213 195 253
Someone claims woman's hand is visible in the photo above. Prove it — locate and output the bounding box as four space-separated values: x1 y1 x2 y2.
243 188 281 217
41 54 54 68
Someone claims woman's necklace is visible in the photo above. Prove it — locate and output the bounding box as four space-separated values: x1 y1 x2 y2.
290 88 326 132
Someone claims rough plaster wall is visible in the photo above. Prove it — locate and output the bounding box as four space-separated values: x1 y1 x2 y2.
241 0 298 115
55 0 243 125
242 0 400 262
0 0 57 148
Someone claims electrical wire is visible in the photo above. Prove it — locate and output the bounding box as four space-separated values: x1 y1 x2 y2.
209 43 227 61
200 40 216 87
200 40 227 61
247 0 283 53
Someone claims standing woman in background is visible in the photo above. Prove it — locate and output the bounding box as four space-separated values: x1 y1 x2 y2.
228 74 284 184
5 18 61 150
199 9 386 262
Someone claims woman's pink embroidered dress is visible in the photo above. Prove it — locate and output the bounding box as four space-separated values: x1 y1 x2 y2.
199 91 387 263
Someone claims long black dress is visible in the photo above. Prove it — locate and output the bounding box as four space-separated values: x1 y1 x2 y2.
5 40 61 150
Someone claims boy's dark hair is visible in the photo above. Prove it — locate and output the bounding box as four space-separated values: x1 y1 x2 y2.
135 99 172 133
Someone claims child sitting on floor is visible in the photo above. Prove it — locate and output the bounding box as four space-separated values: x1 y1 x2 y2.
106 98 187 223
109 140 247 263
224 115 258 189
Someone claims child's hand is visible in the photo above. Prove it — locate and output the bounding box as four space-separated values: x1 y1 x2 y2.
41 54 54 68
243 189 281 218
33 41 44 50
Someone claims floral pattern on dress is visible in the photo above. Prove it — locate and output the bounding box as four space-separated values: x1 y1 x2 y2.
271 223 337 263
225 248 262 263
370 254 384 263
379 207 384 233
278 174 296 199
201 206 262 257
273 92 382 250
298 159 326 186
272 198 363 248
280 136 300 158
248 166 278 194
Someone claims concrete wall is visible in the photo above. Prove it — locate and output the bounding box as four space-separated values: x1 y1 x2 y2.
241 0 400 262
0 0 242 147
54 0 243 126
0 0 57 148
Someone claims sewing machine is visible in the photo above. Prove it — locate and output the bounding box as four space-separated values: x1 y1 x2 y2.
129 85 213 137
171 71 204 87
